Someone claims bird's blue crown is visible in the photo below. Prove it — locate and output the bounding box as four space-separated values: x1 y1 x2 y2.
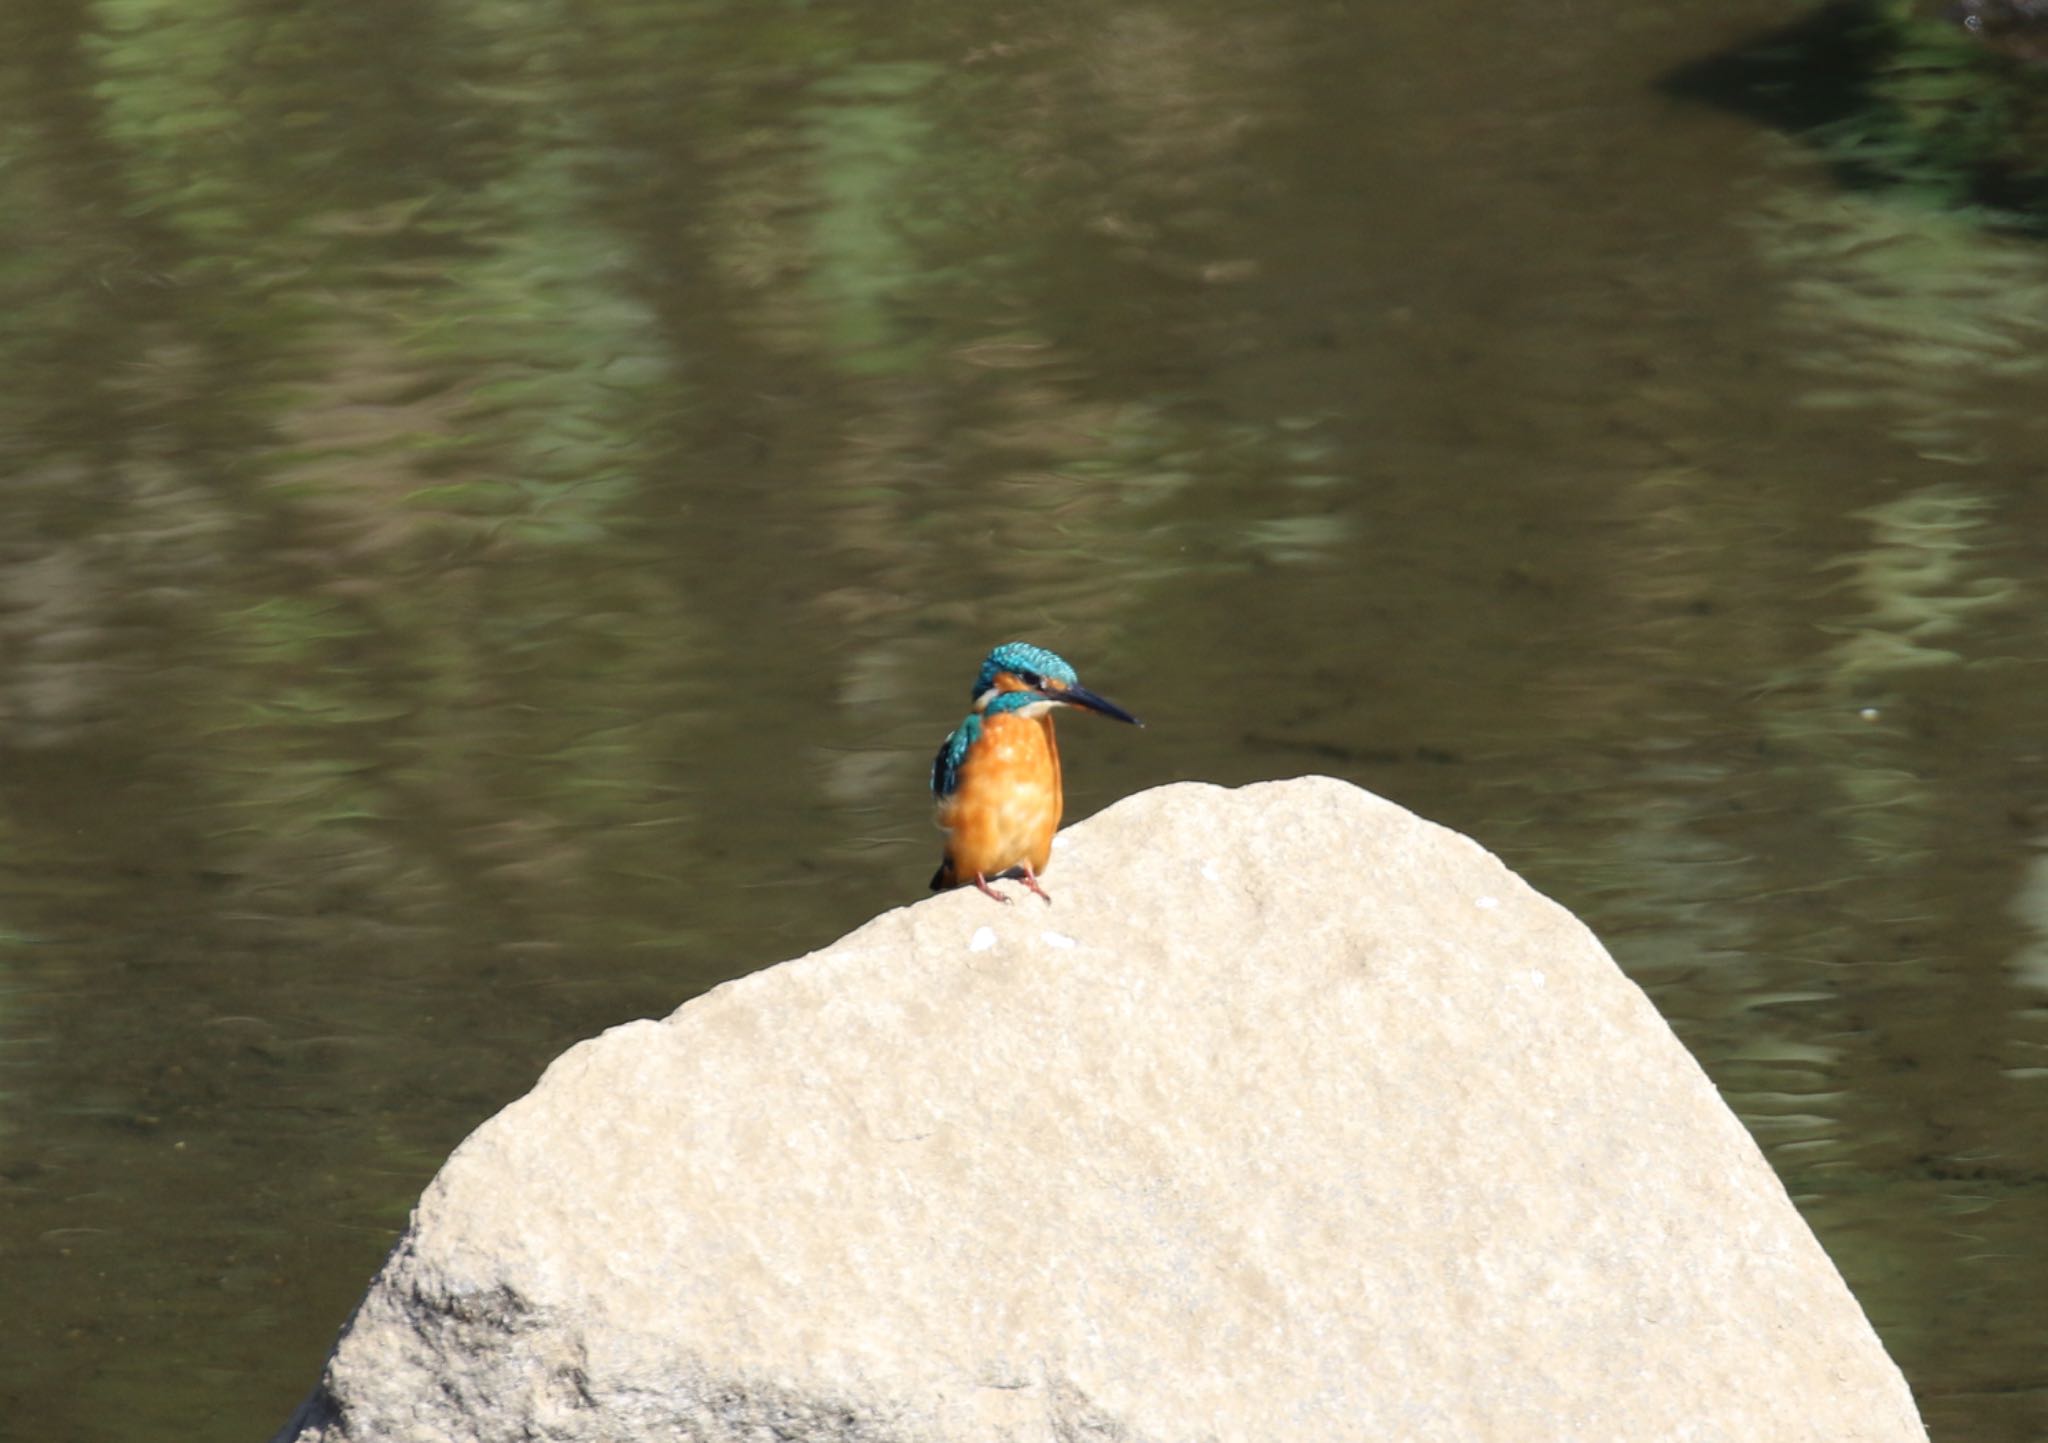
974 641 1078 700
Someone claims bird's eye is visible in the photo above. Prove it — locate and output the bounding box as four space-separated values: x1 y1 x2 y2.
1020 670 1041 686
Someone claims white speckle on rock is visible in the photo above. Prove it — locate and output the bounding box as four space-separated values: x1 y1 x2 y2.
1040 931 1077 950
969 926 998 953
1475 894 1500 911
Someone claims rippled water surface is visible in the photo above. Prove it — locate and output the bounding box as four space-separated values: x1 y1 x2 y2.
3 1 2046 1438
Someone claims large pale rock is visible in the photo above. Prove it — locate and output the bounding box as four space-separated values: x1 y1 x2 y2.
275 777 1925 1443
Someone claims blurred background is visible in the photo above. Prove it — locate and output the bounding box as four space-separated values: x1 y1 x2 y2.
1 0 2044 1438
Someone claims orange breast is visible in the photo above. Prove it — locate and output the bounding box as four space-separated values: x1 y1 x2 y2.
935 711 1064 882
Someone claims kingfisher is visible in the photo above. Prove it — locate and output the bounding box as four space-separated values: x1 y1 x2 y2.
930 641 1142 903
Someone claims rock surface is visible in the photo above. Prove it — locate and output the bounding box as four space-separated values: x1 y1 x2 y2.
275 777 1926 1443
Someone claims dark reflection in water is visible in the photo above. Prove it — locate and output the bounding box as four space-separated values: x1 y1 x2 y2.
1 0 2046 1439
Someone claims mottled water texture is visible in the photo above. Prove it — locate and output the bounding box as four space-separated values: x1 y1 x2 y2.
0 0 2045 1439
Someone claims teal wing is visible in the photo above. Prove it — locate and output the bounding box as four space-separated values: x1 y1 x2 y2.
931 713 981 800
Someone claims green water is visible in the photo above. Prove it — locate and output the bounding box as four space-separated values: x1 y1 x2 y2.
1 1 2045 1438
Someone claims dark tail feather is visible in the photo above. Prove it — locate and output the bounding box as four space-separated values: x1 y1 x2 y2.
930 858 954 891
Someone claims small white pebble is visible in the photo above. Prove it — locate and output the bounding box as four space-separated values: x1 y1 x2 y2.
1475 894 1500 911
1858 706 1880 722
969 926 997 953
1040 931 1077 950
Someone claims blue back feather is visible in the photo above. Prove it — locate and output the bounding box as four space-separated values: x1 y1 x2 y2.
931 712 981 799
931 691 1048 799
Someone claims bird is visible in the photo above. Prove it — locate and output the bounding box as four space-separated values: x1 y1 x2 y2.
930 641 1142 903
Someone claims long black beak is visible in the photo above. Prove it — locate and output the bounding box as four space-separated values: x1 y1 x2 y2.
1056 683 1143 727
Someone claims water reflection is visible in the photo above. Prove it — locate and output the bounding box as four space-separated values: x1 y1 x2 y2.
2010 843 2048 993
1789 484 2020 866
3 0 2048 1440
1750 185 2048 457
